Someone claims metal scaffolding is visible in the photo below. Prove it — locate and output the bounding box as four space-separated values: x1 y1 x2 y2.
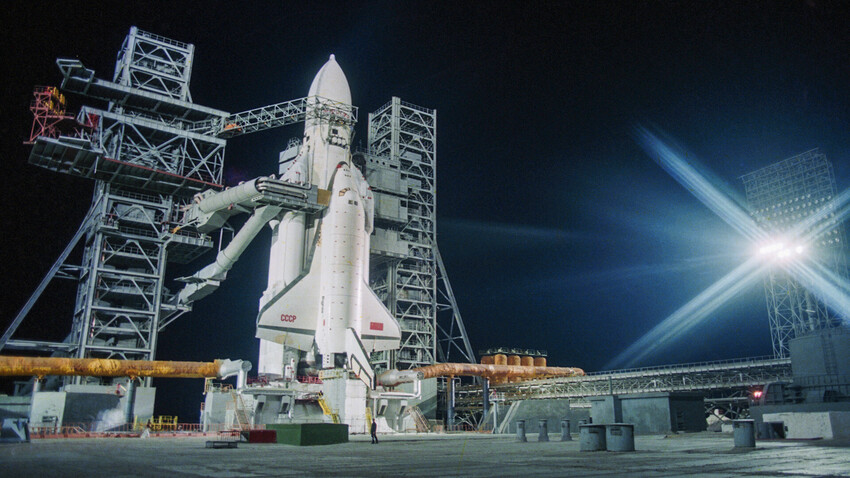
454 356 793 427
741 149 847 358
2 28 219 384
366 97 475 371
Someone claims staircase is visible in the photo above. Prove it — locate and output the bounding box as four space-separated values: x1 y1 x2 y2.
230 391 251 431
408 405 431 433
497 401 521 434
317 396 340 424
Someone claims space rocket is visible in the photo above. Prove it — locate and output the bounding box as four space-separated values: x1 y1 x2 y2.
255 55 401 374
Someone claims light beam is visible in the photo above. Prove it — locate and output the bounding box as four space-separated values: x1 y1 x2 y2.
605 257 767 369
610 127 850 368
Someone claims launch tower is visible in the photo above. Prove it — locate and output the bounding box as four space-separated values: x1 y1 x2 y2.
366 98 475 372
2 28 222 385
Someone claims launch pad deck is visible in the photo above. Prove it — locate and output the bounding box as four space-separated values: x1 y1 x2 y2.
1 432 848 477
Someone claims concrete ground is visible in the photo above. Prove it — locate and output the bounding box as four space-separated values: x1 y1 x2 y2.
1 432 849 477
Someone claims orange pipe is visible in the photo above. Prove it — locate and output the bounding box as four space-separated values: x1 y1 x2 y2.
521 356 534 367
412 363 584 382
0 356 222 379
494 354 507 365
533 357 547 367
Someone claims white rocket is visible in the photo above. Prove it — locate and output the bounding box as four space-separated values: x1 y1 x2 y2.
256 55 401 373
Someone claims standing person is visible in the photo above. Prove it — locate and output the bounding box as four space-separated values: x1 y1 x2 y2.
371 419 378 444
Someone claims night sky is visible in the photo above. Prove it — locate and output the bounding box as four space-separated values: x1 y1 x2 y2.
2 1 850 418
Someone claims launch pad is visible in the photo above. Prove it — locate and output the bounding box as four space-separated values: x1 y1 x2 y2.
2 17 849 444
1 432 848 477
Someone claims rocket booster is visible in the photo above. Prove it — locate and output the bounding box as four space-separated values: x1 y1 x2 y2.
256 56 400 371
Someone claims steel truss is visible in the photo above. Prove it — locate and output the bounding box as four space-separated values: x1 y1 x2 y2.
113 27 195 102
455 357 792 424
741 149 848 358
27 86 74 143
3 28 217 384
367 98 475 371
211 96 357 138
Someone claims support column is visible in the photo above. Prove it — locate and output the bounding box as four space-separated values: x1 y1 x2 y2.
482 378 490 429
446 376 454 431
123 378 138 426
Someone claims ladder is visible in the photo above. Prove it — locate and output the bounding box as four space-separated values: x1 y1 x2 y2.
317 396 340 424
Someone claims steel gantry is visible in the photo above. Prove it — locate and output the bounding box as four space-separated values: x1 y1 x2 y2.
3 28 221 382
365 98 475 372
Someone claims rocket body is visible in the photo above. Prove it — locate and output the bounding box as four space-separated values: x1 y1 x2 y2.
257 56 400 374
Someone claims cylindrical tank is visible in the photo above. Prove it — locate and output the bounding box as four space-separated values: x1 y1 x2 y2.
733 419 756 448
534 357 547 367
605 424 635 452
490 355 504 383
579 424 606 451
480 355 494 365
521 356 534 367
560 419 572 441
516 420 527 442
507 356 521 382
538 419 549 442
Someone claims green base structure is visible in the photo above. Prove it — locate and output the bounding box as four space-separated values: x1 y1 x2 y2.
266 423 349 446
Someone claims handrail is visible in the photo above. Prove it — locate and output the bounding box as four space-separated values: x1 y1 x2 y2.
580 355 789 377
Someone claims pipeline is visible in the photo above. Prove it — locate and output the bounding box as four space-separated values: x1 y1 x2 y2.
411 363 584 381
0 356 250 380
375 369 423 387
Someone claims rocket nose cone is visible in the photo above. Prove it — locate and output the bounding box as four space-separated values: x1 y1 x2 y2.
308 55 351 105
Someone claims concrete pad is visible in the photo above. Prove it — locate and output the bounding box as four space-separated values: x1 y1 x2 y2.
0 432 847 477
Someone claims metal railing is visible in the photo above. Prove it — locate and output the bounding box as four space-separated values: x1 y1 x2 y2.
28 421 260 439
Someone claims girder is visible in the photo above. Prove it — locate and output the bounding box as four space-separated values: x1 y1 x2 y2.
455 357 792 413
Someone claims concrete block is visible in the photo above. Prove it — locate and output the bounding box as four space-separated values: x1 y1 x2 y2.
762 411 850 440
267 423 349 446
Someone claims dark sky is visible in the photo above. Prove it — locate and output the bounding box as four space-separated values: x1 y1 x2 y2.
2 1 850 418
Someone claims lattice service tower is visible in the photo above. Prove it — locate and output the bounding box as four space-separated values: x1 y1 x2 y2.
364 98 475 372
742 149 848 358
